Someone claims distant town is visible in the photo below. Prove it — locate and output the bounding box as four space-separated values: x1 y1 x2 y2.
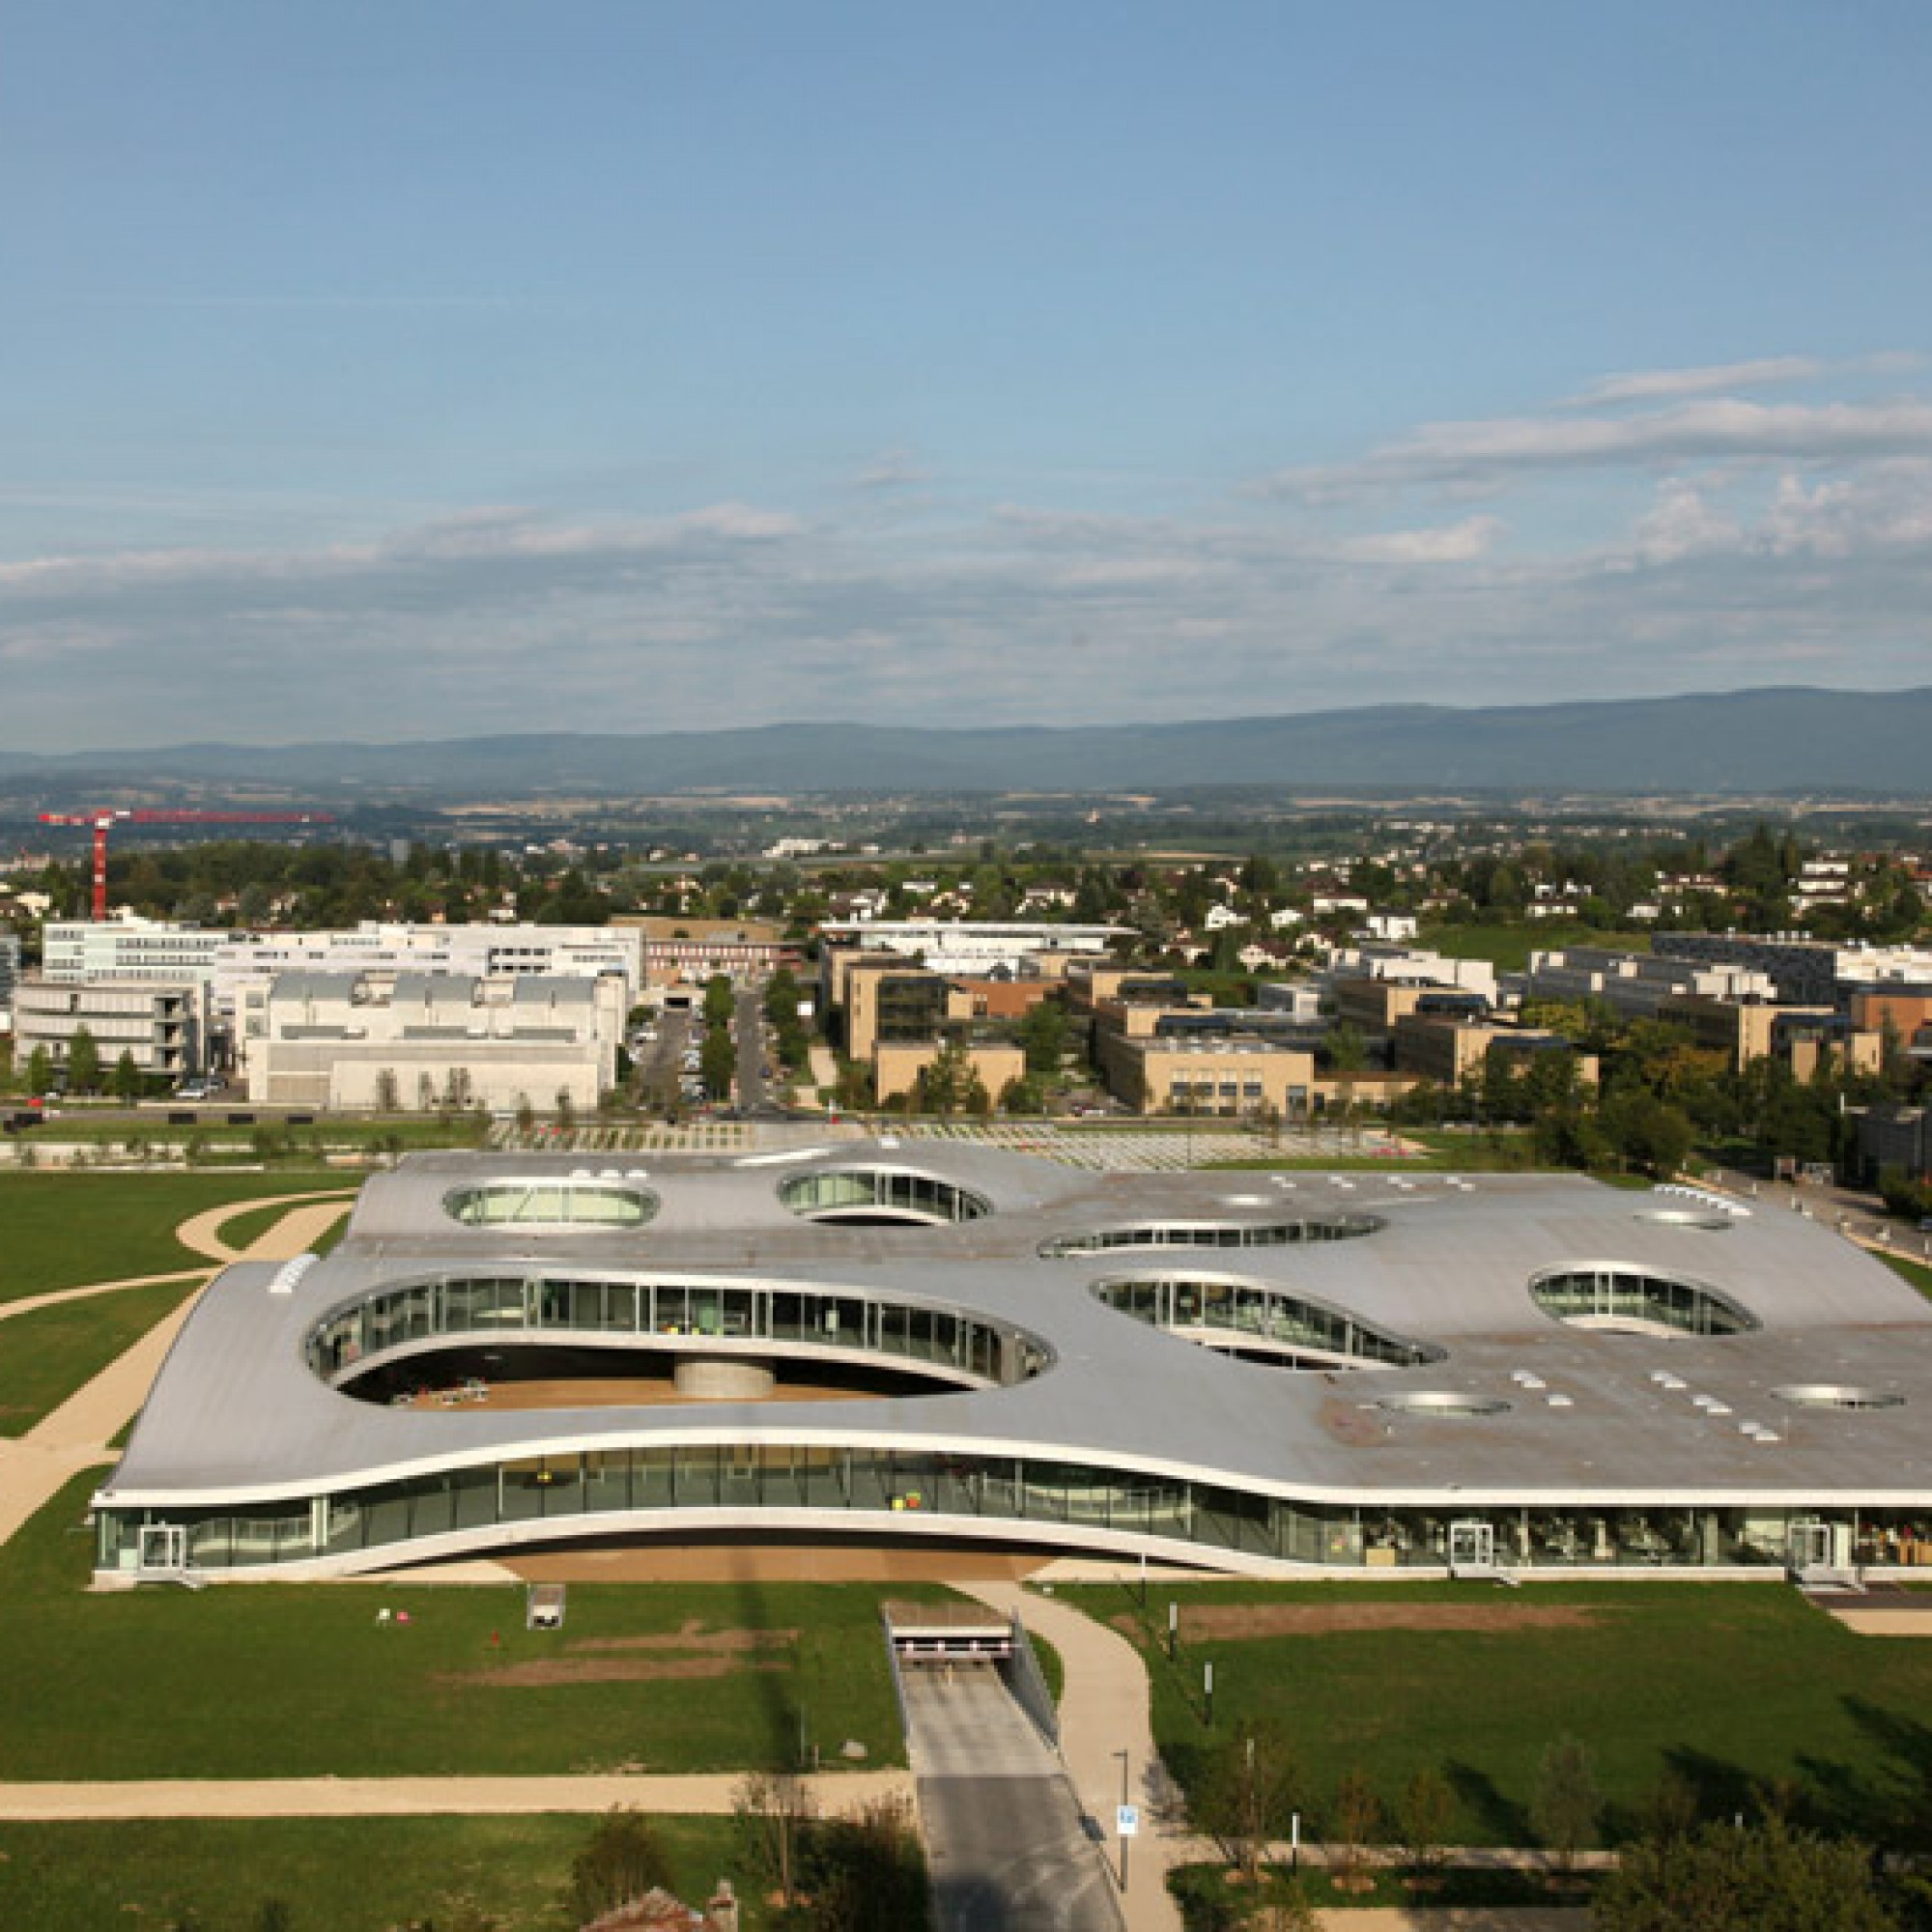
3 794 1928 1222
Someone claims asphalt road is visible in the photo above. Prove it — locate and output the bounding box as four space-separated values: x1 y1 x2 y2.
903 1663 1125 1932
734 984 774 1114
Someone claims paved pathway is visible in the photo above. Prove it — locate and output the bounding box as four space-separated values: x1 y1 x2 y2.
0 1770 914 1821
0 1193 355 1549
172 1187 357 1263
961 1581 1182 1932
0 1267 212 1326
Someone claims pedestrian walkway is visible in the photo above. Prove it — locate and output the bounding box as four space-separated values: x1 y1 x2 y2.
0 1193 355 1551
0 1769 914 1821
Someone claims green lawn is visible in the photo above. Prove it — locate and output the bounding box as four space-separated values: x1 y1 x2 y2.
0 1815 775 1932
0 1276 205 1436
0 1172 363 1305
0 1474 910 1780
1075 1577 1932 1848
1880 1251 1932 1298
1417 923 1655 972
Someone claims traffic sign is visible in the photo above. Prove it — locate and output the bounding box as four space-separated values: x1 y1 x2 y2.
1117 1804 1140 1837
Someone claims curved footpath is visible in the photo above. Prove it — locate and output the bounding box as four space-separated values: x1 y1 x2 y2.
0 1192 355 1550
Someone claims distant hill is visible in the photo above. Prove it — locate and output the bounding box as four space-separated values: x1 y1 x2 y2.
3 687 1929 797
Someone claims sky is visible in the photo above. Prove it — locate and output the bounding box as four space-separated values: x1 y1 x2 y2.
4 0 1931 750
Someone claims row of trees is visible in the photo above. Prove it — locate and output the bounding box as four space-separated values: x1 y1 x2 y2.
17 1031 149 1102
1187 1718 1908 1930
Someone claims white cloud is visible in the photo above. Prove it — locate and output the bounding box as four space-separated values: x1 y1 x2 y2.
1329 515 1503 564
1565 357 1823 408
852 449 930 492
1260 395 1932 497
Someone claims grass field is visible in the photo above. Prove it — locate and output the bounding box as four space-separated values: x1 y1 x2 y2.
1881 1251 1932 1297
1075 1577 1932 1848
0 1474 910 1780
1417 923 1655 972
0 1276 204 1437
0 1171 363 1305
0 1814 773 1932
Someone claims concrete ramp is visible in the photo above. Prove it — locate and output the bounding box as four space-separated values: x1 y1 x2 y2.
901 1662 1123 1932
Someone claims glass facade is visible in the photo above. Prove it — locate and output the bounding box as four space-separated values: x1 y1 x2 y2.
443 1180 658 1229
1041 1215 1381 1256
303 1271 1046 1390
1531 1266 1757 1337
1091 1274 1441 1369
94 1441 1915 1578
779 1169 992 1226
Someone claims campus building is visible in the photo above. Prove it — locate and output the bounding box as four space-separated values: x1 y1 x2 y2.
94 1145 1932 1586
14 975 210 1082
242 971 625 1113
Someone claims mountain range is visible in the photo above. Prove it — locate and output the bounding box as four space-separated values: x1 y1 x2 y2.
2 687 1928 797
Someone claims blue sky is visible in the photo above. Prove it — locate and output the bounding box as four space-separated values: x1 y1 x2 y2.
4 1 1930 748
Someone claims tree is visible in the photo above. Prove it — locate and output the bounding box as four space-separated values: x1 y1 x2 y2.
1529 1735 1600 1874
24 1043 51 1096
554 1088 576 1131
374 1067 400 1114
1328 1767 1381 1892
67 1025 101 1094
733 1770 817 1909
1596 1816 1896 1931
111 1049 144 1104
1192 1719 1302 1889
1324 1023 1367 1073
1396 1764 1457 1878
561 1808 674 1926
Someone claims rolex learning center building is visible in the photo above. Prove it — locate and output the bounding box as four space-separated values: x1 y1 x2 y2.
93 1144 1932 1587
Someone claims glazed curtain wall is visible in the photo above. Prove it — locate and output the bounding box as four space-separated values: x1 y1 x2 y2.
306 1274 1045 1388
96 1439 1891 1576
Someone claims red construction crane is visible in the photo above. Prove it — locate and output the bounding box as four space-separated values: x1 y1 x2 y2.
38 808 337 920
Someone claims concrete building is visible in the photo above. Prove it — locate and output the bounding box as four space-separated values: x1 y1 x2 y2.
43 916 228 986
611 916 791 988
820 920 1124 977
1654 935 1932 1009
1857 1106 1932 1184
873 1038 1027 1107
1520 946 1775 1019
0 929 18 1028
97 1149 1932 1586
245 971 624 1113
43 919 645 1022
14 975 209 1082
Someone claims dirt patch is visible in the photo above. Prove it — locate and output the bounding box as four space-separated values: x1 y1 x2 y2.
1122 1602 1611 1641
440 1618 799 1688
571 1619 799 1655
442 1655 788 1688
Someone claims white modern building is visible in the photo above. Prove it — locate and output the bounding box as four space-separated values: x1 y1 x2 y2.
43 919 645 1020
14 976 210 1082
244 971 625 1113
1520 946 1775 1019
819 920 1126 977
95 1147 1932 1586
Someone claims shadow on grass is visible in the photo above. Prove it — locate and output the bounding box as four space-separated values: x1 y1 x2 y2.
1444 1758 1528 1846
